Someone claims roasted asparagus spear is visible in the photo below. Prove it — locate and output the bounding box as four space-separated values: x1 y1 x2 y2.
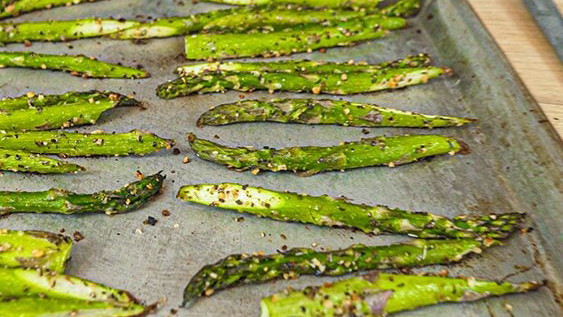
185 15 406 60
0 91 140 131
1 1 419 42
177 183 524 239
158 56 449 98
0 51 149 78
197 99 475 128
0 19 140 43
0 229 72 273
0 267 138 304
203 0 384 9
187 134 463 175
182 239 489 306
0 130 174 156
0 173 165 215
0 149 84 174
0 0 105 19
177 53 433 76
260 272 541 316
0 297 145 317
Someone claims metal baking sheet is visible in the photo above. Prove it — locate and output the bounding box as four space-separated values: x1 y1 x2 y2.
1 0 561 316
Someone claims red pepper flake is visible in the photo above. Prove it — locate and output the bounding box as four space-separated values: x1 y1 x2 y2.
135 170 144 180
162 209 171 217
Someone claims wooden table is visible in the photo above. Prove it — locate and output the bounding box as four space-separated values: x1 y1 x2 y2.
468 0 563 137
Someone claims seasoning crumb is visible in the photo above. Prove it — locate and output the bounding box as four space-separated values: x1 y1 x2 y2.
59 228 65 233
135 228 143 235
235 217 245 222
162 209 171 217
213 134 220 139
280 234 287 240
182 156 191 164
143 216 158 226
281 245 288 251
172 148 181 155
361 128 370 135
73 231 85 242
260 232 266 237
170 309 178 315
311 242 318 247
173 223 180 229
135 170 144 180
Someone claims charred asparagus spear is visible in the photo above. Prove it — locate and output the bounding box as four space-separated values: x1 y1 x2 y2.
0 297 145 317
185 15 406 60
0 267 138 304
0 173 165 215
0 229 72 273
0 149 84 174
177 53 433 76
187 134 463 175
182 239 489 306
0 0 105 19
197 99 475 128
0 51 149 78
177 183 524 239
158 57 449 98
0 130 174 156
261 272 542 316
203 0 383 9
0 91 140 131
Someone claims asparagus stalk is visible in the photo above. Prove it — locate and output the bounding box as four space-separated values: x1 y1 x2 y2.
187 134 463 175
0 267 137 304
158 67 447 98
197 99 475 128
0 51 149 78
0 90 139 112
0 19 140 43
177 183 524 239
1 1 418 42
182 239 489 306
0 130 175 156
0 297 145 317
0 149 84 174
203 0 384 9
0 229 72 273
0 91 140 131
112 7 369 40
176 53 433 76
0 0 105 19
0 172 165 215
260 272 542 316
185 15 406 60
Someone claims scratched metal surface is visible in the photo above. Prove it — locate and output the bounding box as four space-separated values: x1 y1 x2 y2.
0 0 561 316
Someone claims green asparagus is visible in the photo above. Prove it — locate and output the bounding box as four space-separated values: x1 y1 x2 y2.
158 67 447 98
0 19 140 43
0 173 165 215
0 0 105 19
185 15 406 60
0 91 140 131
0 51 149 78
203 0 383 9
260 272 542 316
182 239 489 306
187 134 463 175
0 130 174 156
0 267 137 304
177 183 524 238
112 7 369 40
176 53 433 76
0 149 84 174
0 297 145 317
0 229 72 273
159 55 449 98
197 99 475 128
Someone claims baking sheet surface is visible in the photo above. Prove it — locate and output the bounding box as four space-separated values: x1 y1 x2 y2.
0 0 561 316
